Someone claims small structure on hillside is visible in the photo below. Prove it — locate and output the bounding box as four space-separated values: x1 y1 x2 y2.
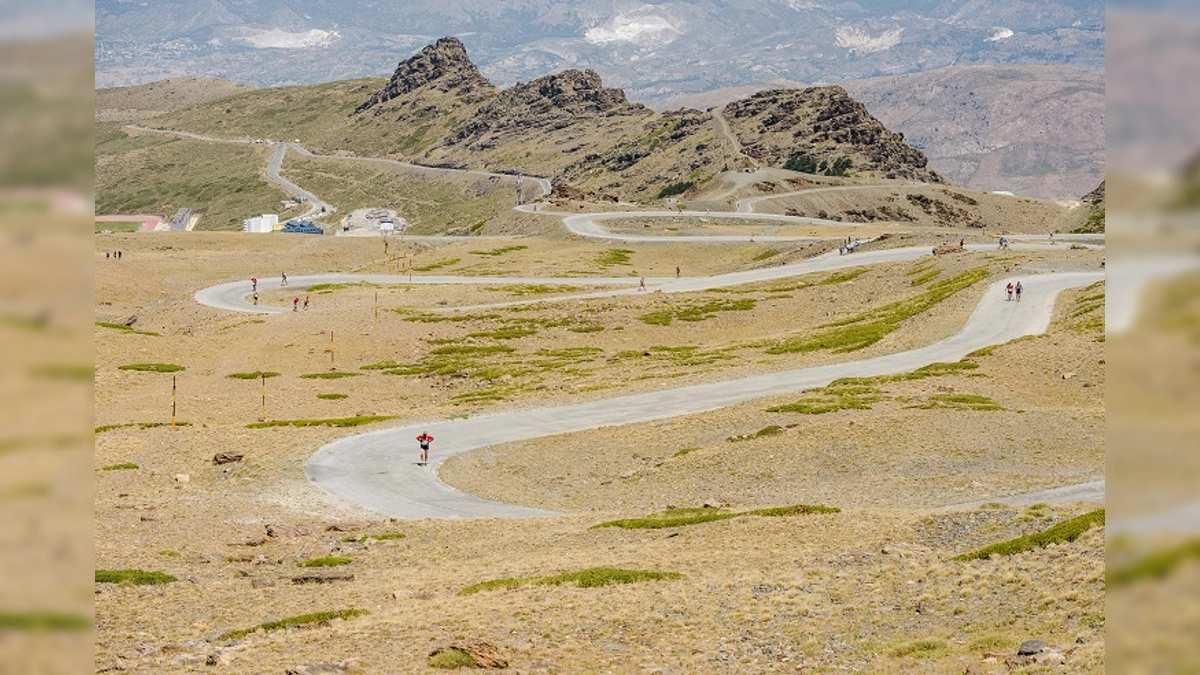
242 214 279 233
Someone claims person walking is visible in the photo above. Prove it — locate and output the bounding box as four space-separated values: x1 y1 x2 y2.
1005 282 1014 301
292 297 299 312
675 265 680 278
416 432 434 466
638 277 646 292
303 295 310 310
251 277 257 292
253 292 259 305
281 272 288 286
1015 281 1023 302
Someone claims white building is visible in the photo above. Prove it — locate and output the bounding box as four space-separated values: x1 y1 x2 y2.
242 214 279 233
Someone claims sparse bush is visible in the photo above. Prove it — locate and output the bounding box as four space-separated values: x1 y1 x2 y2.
297 556 352 568
218 608 367 641
955 509 1105 560
247 415 398 429
117 363 185 373
316 393 348 400
95 569 177 585
657 181 694 198
226 371 280 379
100 462 138 471
428 648 479 669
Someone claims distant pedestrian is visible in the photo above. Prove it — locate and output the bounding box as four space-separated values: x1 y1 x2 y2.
1015 281 1022 302
959 238 965 248
639 277 646 292
416 432 434 466
251 277 257 292
106 251 110 259
1005 282 1014 301
253 292 259 305
675 265 680 278
293 297 299 311
281 272 288 286
303 295 309 310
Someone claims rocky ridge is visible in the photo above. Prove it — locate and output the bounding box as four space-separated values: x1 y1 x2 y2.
725 87 944 184
353 37 493 115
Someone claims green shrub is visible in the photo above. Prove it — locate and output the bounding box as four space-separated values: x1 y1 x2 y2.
95 321 161 336
1108 539 1200 587
727 425 783 442
459 568 682 596
595 249 633 267
100 462 138 471
218 608 367 641
657 181 694 198
784 154 818 173
890 638 948 658
299 371 362 379
117 363 185 373
226 371 280 379
342 532 405 543
955 509 1105 560
95 569 177 585
297 556 352 568
428 649 480 669
247 415 398 429
316 393 348 400
593 504 838 530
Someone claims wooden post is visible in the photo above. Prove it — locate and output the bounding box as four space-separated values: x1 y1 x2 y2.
260 373 267 421
374 291 379 329
330 330 335 369
171 375 177 428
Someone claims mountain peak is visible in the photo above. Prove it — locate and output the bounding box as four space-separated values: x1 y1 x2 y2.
354 37 493 115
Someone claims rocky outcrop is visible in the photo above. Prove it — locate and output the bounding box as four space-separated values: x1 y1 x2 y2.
354 37 494 115
1081 180 1104 203
445 69 648 151
724 87 944 184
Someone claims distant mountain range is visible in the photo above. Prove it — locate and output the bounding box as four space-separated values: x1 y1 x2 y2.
95 0 1104 199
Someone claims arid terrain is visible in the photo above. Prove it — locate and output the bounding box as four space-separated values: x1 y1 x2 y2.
95 205 1106 673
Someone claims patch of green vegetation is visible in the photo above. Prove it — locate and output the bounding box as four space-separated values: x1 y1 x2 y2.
470 245 528 257
595 248 633 268
218 608 367 642
96 321 161 336
1073 208 1105 234
1108 539 1200 587
485 283 580 297
906 261 935 277
467 326 538 340
751 248 779 262
657 180 694 198
593 504 839 530
612 345 735 369
0 611 90 632
226 371 280 380
890 638 949 658
966 345 998 358
819 268 869 285
95 220 144 233
316 393 348 400
673 446 701 458
117 362 185 373
568 324 604 333
95 569 177 585
342 532 406 543
299 371 362 379
297 556 352 568
411 258 460 272
100 462 138 471
638 297 756 325
95 421 189 433
727 425 783 442
246 415 398 429
428 648 480 670
969 634 1016 651
158 550 181 557
459 567 683 596
768 268 990 354
398 311 500 323
537 347 604 359
910 269 943 286
954 509 1105 560
911 393 1002 411
784 154 852 176
767 387 883 414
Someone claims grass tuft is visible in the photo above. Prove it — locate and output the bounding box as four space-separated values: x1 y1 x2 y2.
297 556 352 568
96 321 161 336
100 462 138 471
226 371 280 379
727 425 783 442
247 415 398 429
890 638 949 658
218 608 367 642
459 567 682 596
428 648 479 669
593 504 839 530
342 532 405 543
1108 539 1200 587
95 569 177 585
955 509 1105 560
0 612 90 632
316 393 348 400
117 363 185 373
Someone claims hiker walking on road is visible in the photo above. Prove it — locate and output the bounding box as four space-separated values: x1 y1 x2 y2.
292 297 299 311
253 292 259 305
1005 282 1014 301
416 432 434 466
303 295 309 310
251 277 257 292
676 265 680 278
639 277 647 292
1015 281 1023 302
281 272 288 286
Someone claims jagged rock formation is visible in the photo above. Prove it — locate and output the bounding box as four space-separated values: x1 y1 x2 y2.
446 69 648 151
354 37 494 115
724 87 944 184
1081 180 1105 203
